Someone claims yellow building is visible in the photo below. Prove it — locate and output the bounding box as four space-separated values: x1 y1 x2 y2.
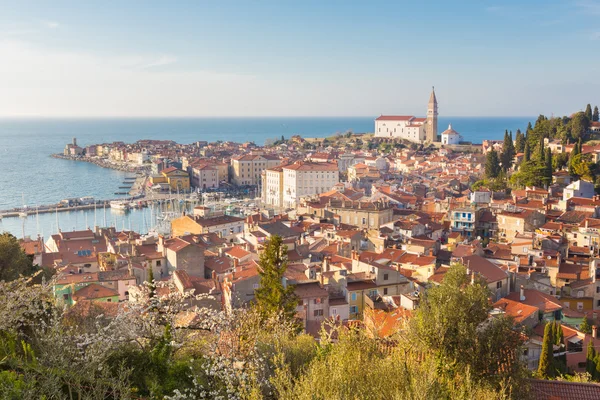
150 167 190 191
231 154 280 186
347 280 378 319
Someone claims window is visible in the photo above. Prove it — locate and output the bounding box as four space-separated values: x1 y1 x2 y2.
577 302 584 311
314 298 322 304
350 306 358 314
107 299 112 302
496 281 502 289
577 290 584 298
564 301 570 308
383 288 388 295
351 293 357 301
313 309 324 317
331 308 337 315
253 283 259 289
156 260 161 266
384 273 389 281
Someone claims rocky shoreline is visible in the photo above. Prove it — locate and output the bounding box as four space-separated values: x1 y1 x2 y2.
51 154 150 173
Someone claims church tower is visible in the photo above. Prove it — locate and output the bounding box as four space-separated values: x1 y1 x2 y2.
426 87 438 142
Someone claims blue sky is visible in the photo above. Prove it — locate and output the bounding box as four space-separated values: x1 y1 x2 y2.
0 0 599 117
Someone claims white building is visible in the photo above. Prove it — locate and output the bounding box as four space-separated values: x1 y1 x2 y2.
282 161 339 208
563 180 595 201
262 165 285 208
374 88 438 143
441 124 462 145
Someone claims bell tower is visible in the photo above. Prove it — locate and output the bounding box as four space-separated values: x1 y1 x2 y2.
426 87 438 142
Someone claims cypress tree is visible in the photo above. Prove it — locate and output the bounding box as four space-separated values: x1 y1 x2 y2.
538 322 555 378
554 321 564 346
505 132 515 170
147 266 156 299
543 148 553 187
586 342 596 376
255 235 299 323
524 142 531 163
515 130 525 153
595 354 600 380
594 106 599 122
537 136 545 164
527 122 533 133
586 104 593 121
485 149 501 179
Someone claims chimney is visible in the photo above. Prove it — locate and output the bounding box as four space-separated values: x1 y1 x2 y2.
520 285 526 301
219 247 224 257
211 270 216 280
471 271 475 285
323 256 330 273
593 325 597 339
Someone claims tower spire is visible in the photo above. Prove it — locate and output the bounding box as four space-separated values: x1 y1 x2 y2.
426 87 438 142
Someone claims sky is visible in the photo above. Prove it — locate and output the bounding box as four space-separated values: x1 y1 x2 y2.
0 0 599 117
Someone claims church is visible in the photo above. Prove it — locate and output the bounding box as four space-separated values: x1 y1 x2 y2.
374 88 439 143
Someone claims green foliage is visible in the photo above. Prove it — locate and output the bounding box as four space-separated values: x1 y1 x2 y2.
570 112 589 141
523 142 531 163
594 106 599 122
411 264 524 384
485 149 501 179
543 148 553 187
586 104 593 121
511 161 545 188
255 235 299 323
586 342 596 376
501 131 515 171
515 130 526 154
538 323 555 378
0 233 36 281
580 318 592 334
553 152 569 172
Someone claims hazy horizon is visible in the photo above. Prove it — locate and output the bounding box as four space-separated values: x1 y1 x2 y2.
1 1 599 118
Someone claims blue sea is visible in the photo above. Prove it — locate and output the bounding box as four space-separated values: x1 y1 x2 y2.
0 116 532 238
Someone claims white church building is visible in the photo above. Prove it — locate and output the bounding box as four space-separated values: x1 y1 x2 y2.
374 88 439 143
441 124 462 145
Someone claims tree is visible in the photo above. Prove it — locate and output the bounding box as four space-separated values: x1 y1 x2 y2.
569 141 581 176
538 322 555 378
581 318 593 334
586 342 596 376
537 135 545 164
255 235 299 323
543 148 553 187
411 263 525 383
586 104 593 121
501 131 515 171
515 130 526 154
524 142 531 163
570 112 589 141
485 149 501 179
0 233 35 282
594 106 599 122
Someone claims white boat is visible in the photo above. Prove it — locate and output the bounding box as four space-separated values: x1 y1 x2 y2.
110 201 130 211
19 211 28 218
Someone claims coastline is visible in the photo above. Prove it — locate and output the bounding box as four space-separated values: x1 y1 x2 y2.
51 153 149 173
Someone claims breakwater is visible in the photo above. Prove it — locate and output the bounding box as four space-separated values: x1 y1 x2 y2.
51 154 150 173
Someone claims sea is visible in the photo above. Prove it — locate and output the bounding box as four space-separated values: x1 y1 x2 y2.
0 116 532 239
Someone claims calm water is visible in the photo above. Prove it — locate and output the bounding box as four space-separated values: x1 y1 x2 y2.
0 116 532 238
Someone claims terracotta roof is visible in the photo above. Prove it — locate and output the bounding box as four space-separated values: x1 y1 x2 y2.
505 289 562 313
492 298 539 324
461 255 507 283
529 379 600 400
73 283 118 300
294 281 328 299
375 115 415 121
